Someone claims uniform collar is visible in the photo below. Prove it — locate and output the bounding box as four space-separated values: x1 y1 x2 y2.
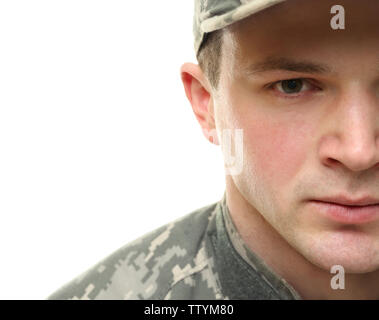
206 191 302 300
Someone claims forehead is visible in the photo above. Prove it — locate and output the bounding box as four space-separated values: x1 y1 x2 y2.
221 0 379 67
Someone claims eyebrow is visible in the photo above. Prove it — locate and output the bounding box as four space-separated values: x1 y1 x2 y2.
244 56 332 76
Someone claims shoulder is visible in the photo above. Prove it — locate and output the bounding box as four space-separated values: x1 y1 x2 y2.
47 200 224 300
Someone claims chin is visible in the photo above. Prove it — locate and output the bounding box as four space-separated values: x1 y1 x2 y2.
309 254 379 274
293 229 379 274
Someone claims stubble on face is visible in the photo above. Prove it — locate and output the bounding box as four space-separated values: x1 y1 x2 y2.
213 0 379 275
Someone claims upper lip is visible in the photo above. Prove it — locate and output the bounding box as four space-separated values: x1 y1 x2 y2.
312 195 379 206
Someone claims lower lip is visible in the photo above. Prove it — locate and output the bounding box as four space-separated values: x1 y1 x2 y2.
309 201 379 224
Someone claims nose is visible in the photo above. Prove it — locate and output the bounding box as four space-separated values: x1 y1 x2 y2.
320 88 379 172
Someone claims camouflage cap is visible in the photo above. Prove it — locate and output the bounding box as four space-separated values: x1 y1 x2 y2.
194 0 287 56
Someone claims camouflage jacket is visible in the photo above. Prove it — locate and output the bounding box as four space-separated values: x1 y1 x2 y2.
47 192 301 300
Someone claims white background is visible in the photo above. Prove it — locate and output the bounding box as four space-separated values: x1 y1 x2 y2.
0 1 225 299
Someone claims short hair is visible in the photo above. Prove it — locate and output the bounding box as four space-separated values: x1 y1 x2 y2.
196 29 223 91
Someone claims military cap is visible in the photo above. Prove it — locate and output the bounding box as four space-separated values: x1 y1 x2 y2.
194 0 287 55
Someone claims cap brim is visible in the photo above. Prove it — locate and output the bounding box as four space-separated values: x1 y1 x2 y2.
201 0 287 33
195 0 287 55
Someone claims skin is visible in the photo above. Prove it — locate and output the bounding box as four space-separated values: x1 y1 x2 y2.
180 0 379 299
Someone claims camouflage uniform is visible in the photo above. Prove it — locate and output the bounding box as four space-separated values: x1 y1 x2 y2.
47 192 301 299
47 0 301 300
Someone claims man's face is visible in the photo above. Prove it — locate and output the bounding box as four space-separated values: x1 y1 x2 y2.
215 0 379 273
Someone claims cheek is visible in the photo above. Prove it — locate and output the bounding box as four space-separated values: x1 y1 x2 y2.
243 119 308 189
216 85 312 196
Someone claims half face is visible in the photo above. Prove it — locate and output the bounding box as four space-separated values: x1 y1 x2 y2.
215 0 379 273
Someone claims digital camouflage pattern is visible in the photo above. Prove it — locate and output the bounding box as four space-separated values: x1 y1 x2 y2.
47 0 307 300
47 192 301 300
194 0 287 55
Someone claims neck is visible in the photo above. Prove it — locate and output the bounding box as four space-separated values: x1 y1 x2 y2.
225 175 379 300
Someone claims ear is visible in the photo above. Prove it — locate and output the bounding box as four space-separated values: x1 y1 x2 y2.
180 62 219 145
